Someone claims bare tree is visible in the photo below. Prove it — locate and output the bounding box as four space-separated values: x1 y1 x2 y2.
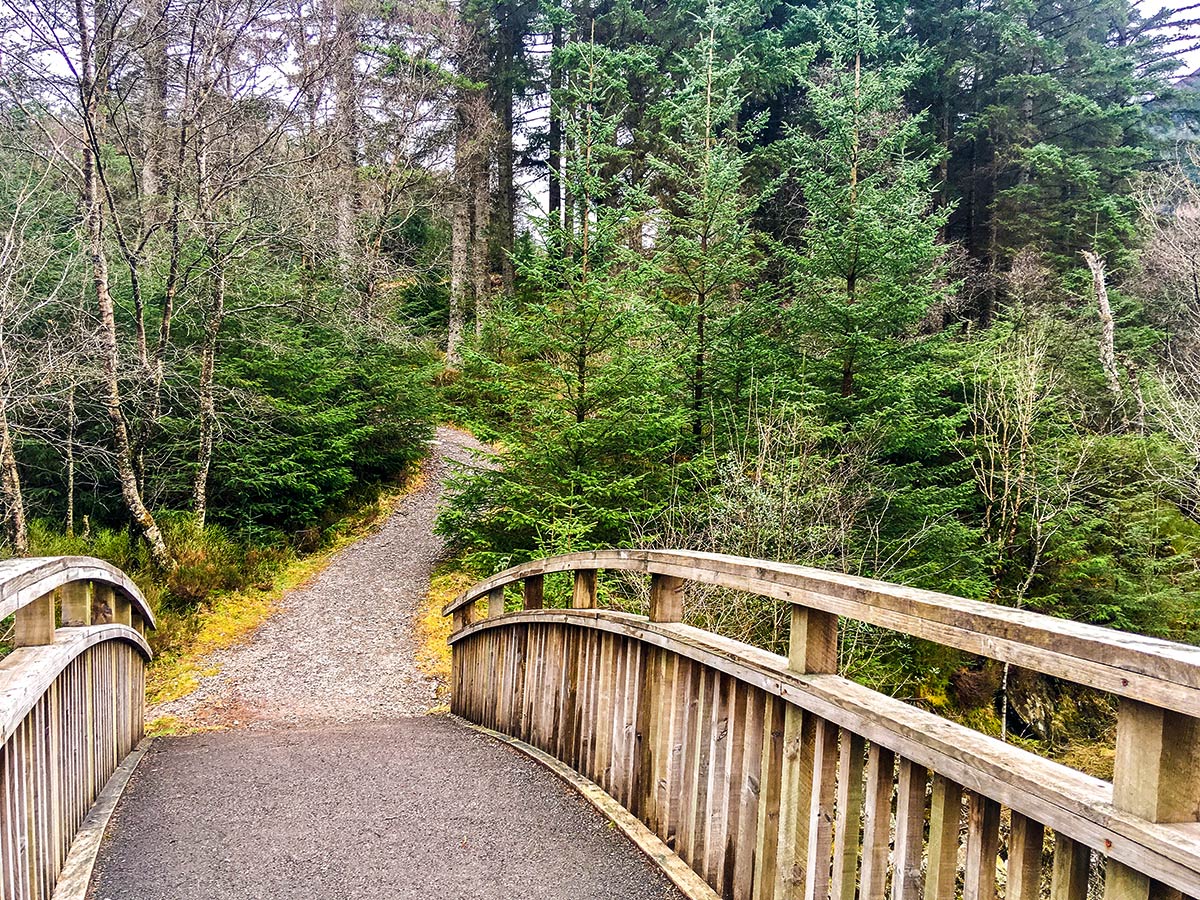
962 328 1097 737
0 0 176 565
644 399 890 652
1132 152 1200 519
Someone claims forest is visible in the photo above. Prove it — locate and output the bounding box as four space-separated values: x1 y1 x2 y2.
3 0 1200 738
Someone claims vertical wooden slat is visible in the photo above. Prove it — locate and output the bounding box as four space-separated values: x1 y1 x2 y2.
963 793 1001 900
558 625 577 764
732 687 765 900
609 635 629 799
621 638 642 810
687 667 716 872
925 775 962 900
753 694 786 900
1 740 16 900
1008 813 1045 900
597 633 617 790
653 652 677 829
662 653 690 848
1050 834 1090 900
804 716 839 900
892 758 927 900
676 658 703 861
704 673 733 888
776 704 817 899
831 731 866 900
639 646 662 829
720 680 750 897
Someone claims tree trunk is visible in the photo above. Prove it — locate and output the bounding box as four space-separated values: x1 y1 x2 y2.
1083 250 1123 404
472 150 492 336
333 0 361 268
194 254 224 530
693 299 706 441
0 404 27 555
448 193 469 366
548 20 562 226
77 0 171 570
66 384 75 537
494 19 516 297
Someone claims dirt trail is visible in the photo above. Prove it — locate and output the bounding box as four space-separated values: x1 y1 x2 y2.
153 426 489 729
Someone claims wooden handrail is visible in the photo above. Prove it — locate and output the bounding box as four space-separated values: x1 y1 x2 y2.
445 549 1200 714
446 550 1200 900
0 556 156 629
0 556 153 900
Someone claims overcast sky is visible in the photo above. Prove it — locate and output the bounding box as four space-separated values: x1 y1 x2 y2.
1142 0 1200 76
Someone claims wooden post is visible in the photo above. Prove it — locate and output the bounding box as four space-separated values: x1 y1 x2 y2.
572 569 597 609
132 612 146 637
776 605 839 897
788 606 837 674
61 581 92 627
14 591 56 647
649 573 684 623
489 586 506 618
523 574 544 610
1103 700 1200 900
112 592 132 627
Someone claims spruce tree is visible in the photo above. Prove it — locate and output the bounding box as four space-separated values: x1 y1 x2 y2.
646 0 802 444
787 0 947 403
438 28 684 568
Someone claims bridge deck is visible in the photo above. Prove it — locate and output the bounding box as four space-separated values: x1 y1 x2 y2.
87 429 679 898
90 717 683 899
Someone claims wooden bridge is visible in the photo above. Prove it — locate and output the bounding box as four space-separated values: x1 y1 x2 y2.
2 550 1199 900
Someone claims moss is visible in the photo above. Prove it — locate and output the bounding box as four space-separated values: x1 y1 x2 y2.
418 566 472 712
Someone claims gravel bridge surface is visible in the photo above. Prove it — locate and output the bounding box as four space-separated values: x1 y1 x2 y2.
90 428 683 900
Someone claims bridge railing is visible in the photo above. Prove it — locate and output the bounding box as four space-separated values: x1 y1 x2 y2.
445 549 1200 900
0 557 154 900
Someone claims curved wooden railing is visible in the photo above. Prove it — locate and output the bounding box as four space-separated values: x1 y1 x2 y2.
445 549 1200 900
0 557 154 900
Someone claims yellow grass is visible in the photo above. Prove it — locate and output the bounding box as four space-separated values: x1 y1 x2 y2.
418 566 474 712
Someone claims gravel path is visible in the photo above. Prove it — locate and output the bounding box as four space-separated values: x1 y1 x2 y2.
153 425 490 728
